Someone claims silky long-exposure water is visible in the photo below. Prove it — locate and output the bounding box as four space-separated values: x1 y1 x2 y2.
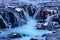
0 0 60 40
0 8 52 40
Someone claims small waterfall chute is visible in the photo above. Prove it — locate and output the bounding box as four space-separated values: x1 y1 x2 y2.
33 8 40 19
23 8 31 20
44 13 60 26
0 15 10 28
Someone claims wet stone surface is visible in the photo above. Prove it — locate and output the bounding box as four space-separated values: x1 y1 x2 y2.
8 32 27 39
0 37 11 40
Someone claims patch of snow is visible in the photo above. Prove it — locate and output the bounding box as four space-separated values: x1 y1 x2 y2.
15 8 22 12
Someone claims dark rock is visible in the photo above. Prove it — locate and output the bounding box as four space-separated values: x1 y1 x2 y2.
8 12 19 28
8 33 23 39
36 23 47 30
30 38 37 40
52 18 60 22
0 7 27 28
8 12 15 24
23 4 36 16
0 18 7 28
18 9 26 20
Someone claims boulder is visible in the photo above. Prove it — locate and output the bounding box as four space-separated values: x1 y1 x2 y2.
8 33 27 39
30 38 37 40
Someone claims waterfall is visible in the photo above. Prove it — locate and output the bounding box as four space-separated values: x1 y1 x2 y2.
12 12 22 26
33 8 40 19
0 1 55 40
23 8 31 20
15 7 31 20
44 13 60 26
0 15 10 28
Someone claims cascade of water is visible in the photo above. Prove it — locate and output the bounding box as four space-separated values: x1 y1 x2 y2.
23 8 31 20
12 12 22 26
0 15 10 28
33 8 41 19
44 13 60 26
30 5 36 17
5 12 12 28
33 7 44 20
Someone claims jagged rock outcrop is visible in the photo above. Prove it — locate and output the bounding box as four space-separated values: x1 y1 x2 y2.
0 5 27 28
42 30 60 40
0 1 60 30
8 32 27 39
21 3 36 16
33 2 60 30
